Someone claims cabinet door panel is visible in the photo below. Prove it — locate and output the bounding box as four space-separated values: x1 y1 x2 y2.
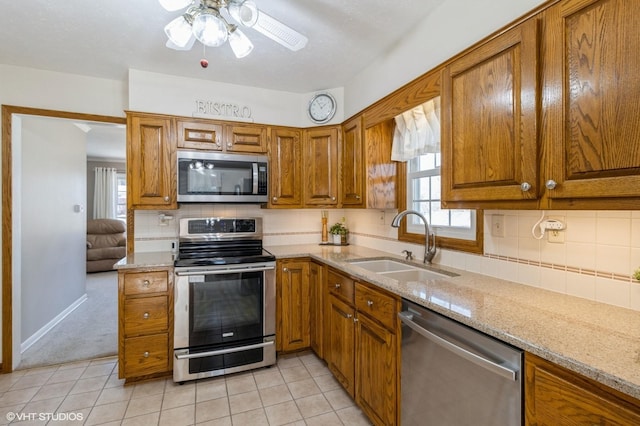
225 124 267 153
442 19 539 202
356 314 397 426
176 119 223 150
269 127 303 207
278 261 310 352
545 0 640 199
304 127 339 206
309 261 324 358
327 295 355 396
341 117 364 207
128 114 176 209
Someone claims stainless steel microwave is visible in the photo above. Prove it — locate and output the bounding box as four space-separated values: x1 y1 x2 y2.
177 150 268 203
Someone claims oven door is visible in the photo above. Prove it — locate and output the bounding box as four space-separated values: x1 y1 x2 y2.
174 262 276 382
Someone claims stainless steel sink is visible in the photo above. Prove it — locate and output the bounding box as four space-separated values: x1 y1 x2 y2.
347 257 458 280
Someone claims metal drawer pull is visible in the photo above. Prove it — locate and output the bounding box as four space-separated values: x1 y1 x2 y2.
143 351 149 358
175 341 274 360
334 283 341 289
143 312 150 319
398 311 517 381
367 300 374 307
336 308 352 319
142 280 150 287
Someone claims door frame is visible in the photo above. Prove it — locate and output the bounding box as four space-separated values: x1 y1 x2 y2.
1 105 126 372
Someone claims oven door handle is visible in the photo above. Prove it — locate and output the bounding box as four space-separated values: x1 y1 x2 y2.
175 341 274 360
175 265 275 276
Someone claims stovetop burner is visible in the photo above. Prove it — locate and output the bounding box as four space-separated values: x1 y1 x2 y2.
174 217 275 267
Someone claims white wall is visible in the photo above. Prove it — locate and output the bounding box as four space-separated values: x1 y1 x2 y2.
128 69 344 128
19 116 88 347
343 0 547 116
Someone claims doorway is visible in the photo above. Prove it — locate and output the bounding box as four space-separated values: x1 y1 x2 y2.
1 105 127 372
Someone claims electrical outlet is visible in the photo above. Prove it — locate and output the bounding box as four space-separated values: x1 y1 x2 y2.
378 211 385 225
491 214 505 238
548 229 565 243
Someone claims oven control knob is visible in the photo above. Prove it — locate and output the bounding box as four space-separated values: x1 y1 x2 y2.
143 312 150 319
143 351 149 358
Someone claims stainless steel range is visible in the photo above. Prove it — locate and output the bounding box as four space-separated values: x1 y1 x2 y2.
173 217 276 383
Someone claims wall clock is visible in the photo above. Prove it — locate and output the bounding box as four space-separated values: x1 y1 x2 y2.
307 92 337 124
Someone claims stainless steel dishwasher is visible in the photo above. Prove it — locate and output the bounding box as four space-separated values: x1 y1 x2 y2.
399 299 523 425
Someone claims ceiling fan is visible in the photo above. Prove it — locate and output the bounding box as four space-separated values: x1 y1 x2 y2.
160 0 309 60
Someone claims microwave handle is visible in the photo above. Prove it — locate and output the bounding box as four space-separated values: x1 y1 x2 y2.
252 163 258 195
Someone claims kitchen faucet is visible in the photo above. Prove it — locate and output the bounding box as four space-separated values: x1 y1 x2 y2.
391 209 437 263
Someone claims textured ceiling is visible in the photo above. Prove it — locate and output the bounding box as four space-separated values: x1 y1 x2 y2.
0 0 445 93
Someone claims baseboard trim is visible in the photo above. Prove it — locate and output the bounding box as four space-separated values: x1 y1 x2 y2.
21 293 88 354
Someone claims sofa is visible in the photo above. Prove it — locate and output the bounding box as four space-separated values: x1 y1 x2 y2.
87 219 126 273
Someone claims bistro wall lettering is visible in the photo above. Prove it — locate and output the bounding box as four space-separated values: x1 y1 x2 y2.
193 99 253 121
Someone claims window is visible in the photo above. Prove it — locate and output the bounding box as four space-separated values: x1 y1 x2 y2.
406 153 476 241
116 172 127 222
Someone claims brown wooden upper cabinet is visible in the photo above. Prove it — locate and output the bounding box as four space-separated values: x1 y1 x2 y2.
303 126 340 207
341 116 365 207
176 118 267 154
127 112 177 209
442 0 640 209
268 127 303 208
543 0 640 205
441 18 539 204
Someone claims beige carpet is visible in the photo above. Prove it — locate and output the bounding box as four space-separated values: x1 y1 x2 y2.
17 271 118 370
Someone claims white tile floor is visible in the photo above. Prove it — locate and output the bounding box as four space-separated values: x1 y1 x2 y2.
0 352 372 425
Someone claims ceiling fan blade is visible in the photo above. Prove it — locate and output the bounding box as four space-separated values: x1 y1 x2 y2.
252 10 308 51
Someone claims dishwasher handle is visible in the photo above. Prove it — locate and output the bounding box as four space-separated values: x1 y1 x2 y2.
399 311 518 381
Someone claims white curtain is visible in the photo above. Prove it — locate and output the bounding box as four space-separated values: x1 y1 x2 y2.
391 96 441 162
93 167 118 219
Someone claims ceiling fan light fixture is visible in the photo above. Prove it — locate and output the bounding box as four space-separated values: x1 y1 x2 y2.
159 0 192 12
228 0 258 27
164 15 193 47
228 27 253 58
192 10 228 47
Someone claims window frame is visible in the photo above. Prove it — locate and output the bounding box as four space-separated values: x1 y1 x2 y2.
396 160 484 254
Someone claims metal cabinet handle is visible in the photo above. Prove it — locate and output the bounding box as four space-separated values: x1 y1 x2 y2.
336 308 352 319
164 196 170 202
355 195 361 200
272 197 278 202
520 182 531 192
143 312 150 319
143 351 150 358
334 283 341 289
331 196 336 201
545 179 557 190
283 267 289 272
227 142 233 148
367 300 374 307
142 280 150 287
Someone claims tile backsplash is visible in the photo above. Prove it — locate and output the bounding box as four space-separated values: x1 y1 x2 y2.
133 206 640 311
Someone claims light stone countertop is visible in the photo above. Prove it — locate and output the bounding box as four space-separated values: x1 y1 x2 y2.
116 244 640 400
268 244 640 400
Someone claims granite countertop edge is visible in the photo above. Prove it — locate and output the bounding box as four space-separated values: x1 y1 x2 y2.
116 244 640 400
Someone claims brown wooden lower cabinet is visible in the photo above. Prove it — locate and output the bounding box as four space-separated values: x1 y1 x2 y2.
276 259 311 352
118 267 173 382
525 352 640 425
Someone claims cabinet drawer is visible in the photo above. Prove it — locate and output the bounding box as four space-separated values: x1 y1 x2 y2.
123 333 170 378
355 283 398 332
123 271 168 295
327 270 354 303
123 296 168 336
176 119 223 150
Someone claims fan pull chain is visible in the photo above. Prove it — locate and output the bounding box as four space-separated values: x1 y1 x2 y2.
200 45 209 68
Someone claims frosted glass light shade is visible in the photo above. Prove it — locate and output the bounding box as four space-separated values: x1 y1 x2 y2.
159 0 192 12
228 28 253 58
228 0 258 27
164 15 193 48
192 12 228 47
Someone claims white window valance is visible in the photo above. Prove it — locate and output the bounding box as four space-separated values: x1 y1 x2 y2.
391 96 441 162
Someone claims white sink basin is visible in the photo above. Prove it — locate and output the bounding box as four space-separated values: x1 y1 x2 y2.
348 259 416 273
347 258 457 280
